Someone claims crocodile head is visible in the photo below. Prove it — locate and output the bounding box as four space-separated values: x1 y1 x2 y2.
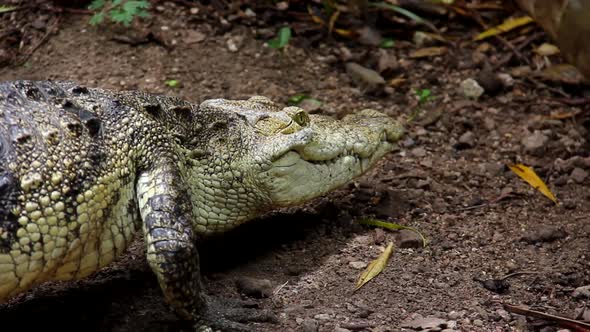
185 96 404 235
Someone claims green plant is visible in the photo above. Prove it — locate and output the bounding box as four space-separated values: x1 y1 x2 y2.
415 88 432 105
267 26 292 49
89 0 150 26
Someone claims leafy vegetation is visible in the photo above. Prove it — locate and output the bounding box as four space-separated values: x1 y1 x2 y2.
88 0 150 26
267 26 292 49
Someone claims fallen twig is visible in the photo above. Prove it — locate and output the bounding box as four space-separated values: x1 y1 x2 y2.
503 303 590 331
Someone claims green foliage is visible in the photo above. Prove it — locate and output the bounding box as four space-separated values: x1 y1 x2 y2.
415 88 432 105
379 38 395 48
287 94 322 106
89 0 150 26
164 79 180 88
267 27 292 49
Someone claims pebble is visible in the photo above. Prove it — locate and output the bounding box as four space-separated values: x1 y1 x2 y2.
411 147 427 157
235 277 273 298
573 285 590 299
226 38 240 52
349 261 368 270
476 70 503 95
183 30 206 44
521 130 548 155
483 117 496 130
377 49 399 75
334 328 352 332
473 319 483 326
458 131 475 148
448 311 463 320
345 62 386 95
301 318 319 332
314 313 331 320
402 316 449 330
521 226 567 244
397 229 423 248
413 31 437 47
570 167 588 183
460 78 484 100
496 309 511 321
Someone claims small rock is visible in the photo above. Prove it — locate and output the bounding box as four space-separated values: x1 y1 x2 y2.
573 285 590 299
473 319 484 326
497 73 514 87
276 1 289 10
235 277 273 298
373 228 386 244
521 130 549 155
411 147 427 157
402 138 416 148
448 311 463 320
554 174 569 186
243 8 256 17
570 167 588 183
334 328 352 332
457 131 475 148
189 7 199 14
483 117 496 130
563 200 577 210
345 62 386 95
483 162 504 176
476 70 503 95
349 261 368 270
226 38 240 52
521 226 567 244
357 26 383 46
314 313 331 320
413 31 437 47
496 309 511 321
460 78 484 100
301 318 319 332
184 30 206 44
402 317 449 330
376 49 399 75
398 229 423 249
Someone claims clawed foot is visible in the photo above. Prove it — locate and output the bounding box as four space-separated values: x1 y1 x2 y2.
194 295 278 332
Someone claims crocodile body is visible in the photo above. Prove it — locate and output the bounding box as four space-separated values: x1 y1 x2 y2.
0 80 403 330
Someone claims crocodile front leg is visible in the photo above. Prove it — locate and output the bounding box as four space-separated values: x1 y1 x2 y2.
136 163 275 331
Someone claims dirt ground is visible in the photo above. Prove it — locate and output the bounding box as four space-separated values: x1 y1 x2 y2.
1 2 589 332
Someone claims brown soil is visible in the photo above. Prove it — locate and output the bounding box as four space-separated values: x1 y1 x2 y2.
1 3 589 332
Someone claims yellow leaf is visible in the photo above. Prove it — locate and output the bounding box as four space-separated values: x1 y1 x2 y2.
474 16 533 41
355 242 394 291
409 46 448 58
534 43 560 56
508 163 557 203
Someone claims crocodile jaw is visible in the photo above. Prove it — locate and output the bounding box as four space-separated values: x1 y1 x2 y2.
261 109 403 206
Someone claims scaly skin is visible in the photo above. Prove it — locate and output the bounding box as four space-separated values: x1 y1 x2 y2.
0 80 404 331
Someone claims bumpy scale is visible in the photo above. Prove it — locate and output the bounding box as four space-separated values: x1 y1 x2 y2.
0 80 404 331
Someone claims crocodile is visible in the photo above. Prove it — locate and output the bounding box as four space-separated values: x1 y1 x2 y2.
0 80 404 331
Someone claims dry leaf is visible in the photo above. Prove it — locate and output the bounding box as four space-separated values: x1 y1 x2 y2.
409 46 448 58
534 43 560 56
549 109 581 119
508 163 557 203
474 16 533 41
534 64 585 84
355 242 394 291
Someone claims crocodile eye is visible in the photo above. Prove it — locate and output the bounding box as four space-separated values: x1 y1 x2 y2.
291 110 309 126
